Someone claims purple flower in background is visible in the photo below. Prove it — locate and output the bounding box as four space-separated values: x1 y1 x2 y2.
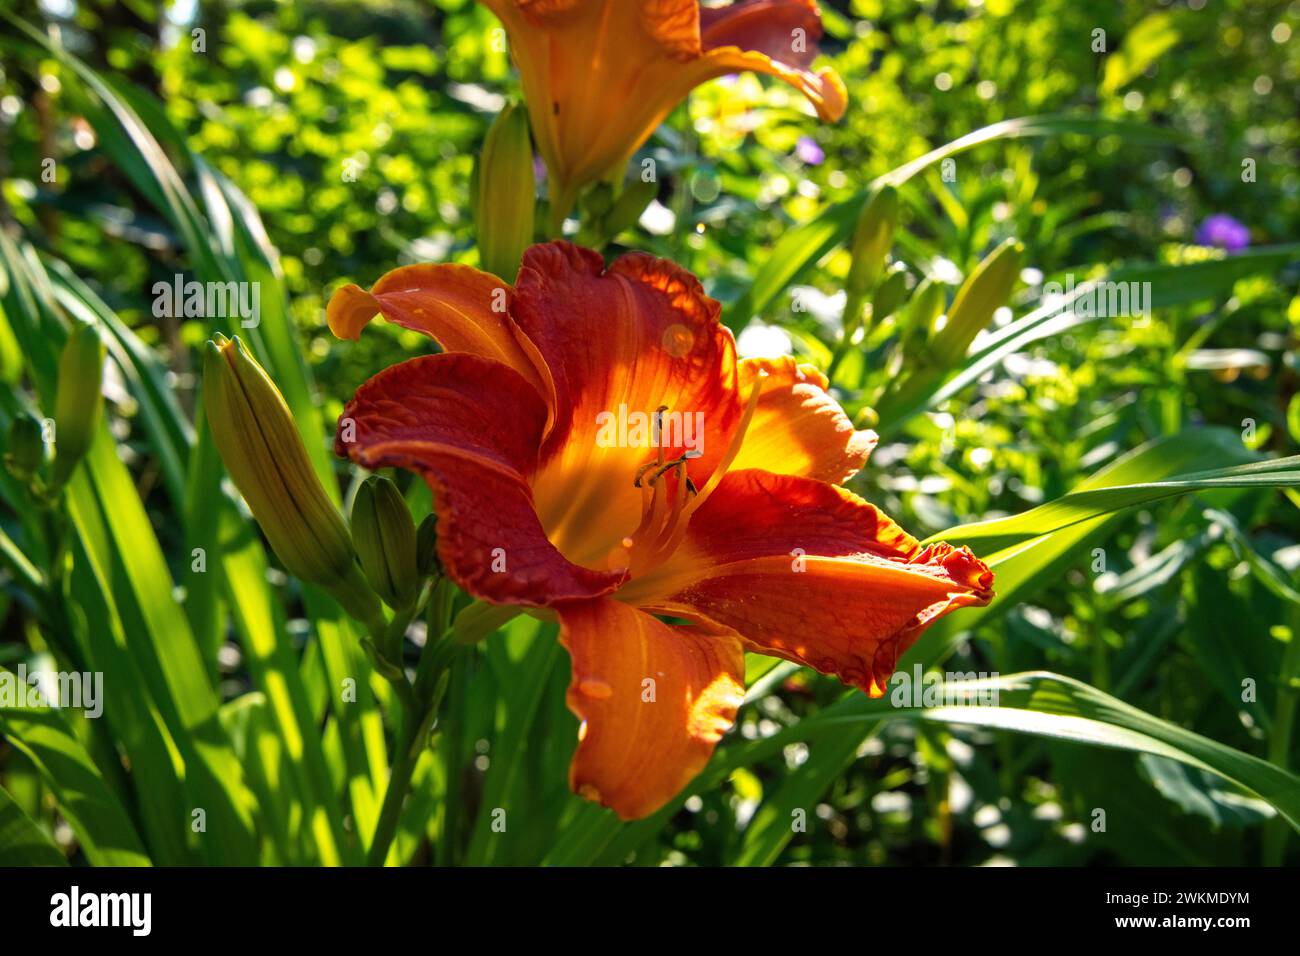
796 136 825 166
1195 213 1250 253
533 154 547 185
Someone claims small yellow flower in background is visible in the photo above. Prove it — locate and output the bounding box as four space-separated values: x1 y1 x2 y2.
480 0 848 223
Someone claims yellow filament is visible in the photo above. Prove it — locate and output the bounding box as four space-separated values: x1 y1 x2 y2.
682 371 766 519
619 375 766 577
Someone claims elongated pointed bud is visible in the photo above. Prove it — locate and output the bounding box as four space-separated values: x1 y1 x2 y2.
871 265 910 322
203 334 380 624
897 277 947 358
831 186 901 368
352 476 420 609
908 278 948 333
415 512 440 579
477 102 536 280
50 321 105 489
5 413 46 483
929 239 1023 368
846 185 899 297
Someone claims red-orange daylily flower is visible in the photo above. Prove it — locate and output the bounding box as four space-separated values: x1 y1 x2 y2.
327 242 993 819
480 0 848 221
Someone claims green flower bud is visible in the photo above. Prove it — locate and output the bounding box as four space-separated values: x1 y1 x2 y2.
415 512 441 579
50 321 105 489
907 278 948 334
871 265 910 323
930 239 1023 368
477 102 536 280
897 277 947 359
5 413 47 483
833 186 901 366
352 475 420 610
203 334 380 624
846 185 899 297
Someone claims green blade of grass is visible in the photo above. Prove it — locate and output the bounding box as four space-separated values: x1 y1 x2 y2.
0 702 151 866
465 616 561 866
70 432 260 864
64 530 198 866
814 670 1300 832
215 503 355 865
0 783 67 866
927 456 1299 555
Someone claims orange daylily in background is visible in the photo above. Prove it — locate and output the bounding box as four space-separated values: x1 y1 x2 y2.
480 0 848 223
327 242 993 819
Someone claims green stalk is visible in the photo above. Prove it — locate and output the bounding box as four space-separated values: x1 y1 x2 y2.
367 705 421 867
547 184 578 239
366 578 461 866
827 289 866 380
1264 604 1300 865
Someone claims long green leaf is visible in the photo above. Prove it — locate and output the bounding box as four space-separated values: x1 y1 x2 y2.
830 671 1300 832
929 455 1300 555
0 704 151 866
215 505 354 865
0 783 67 866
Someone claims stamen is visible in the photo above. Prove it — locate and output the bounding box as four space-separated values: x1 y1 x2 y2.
633 459 660 488
653 405 668 469
682 371 766 518
644 449 701 486
626 470 664 544
619 377 764 578
649 460 691 554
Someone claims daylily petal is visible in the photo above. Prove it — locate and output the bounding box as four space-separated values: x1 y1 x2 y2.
326 263 550 400
492 1 699 209
480 0 845 215
698 0 848 122
516 242 742 568
729 356 876 484
335 351 625 605
625 469 994 696
558 596 745 820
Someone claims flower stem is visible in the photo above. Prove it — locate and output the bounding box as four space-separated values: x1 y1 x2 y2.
547 185 576 238
367 707 420 866
1263 604 1300 865
452 600 523 644
827 288 866 380
366 578 462 866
